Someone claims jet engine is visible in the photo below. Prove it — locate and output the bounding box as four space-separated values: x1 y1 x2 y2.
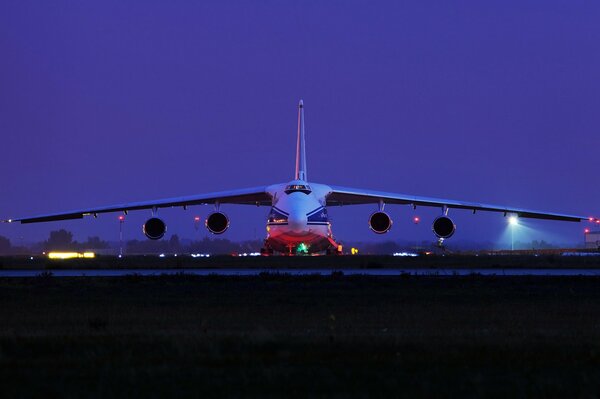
369 211 393 234
432 216 456 239
143 217 167 240
206 212 230 234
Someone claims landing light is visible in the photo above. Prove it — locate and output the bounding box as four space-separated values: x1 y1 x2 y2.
509 216 519 226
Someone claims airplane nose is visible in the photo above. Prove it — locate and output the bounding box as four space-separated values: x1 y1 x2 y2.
288 212 307 232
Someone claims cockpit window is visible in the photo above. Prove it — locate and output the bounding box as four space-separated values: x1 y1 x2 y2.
284 184 312 195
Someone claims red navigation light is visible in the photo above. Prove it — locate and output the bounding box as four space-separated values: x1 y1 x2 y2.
589 217 595 222
585 228 590 234
413 216 420 224
118 215 125 221
194 216 201 222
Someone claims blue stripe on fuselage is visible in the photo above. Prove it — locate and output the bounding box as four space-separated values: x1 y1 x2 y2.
307 207 328 223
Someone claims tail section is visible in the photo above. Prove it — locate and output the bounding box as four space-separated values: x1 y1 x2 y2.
295 100 307 181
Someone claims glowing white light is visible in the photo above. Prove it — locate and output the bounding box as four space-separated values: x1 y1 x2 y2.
393 252 418 257
509 216 519 226
191 253 211 258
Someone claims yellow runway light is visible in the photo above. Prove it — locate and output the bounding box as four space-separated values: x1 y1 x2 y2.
48 252 96 260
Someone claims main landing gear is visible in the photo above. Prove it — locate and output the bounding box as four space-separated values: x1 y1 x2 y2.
260 240 274 256
326 237 343 256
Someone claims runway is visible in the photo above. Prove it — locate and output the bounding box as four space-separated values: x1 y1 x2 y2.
2 268 600 277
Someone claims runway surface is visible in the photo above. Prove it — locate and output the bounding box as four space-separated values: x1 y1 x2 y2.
2 268 600 277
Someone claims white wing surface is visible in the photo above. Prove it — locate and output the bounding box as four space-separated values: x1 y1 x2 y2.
5 186 272 224
326 185 591 222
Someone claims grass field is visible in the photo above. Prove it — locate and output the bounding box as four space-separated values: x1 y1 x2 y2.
1 274 600 397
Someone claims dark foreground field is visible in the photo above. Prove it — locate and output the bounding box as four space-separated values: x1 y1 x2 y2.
2 274 600 398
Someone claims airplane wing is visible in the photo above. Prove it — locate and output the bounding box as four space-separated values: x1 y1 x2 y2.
5 186 272 224
326 185 591 222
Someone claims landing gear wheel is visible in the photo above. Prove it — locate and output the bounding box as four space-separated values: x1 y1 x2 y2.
260 244 274 256
326 247 342 256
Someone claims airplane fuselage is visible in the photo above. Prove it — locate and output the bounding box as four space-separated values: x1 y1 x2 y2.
265 181 335 254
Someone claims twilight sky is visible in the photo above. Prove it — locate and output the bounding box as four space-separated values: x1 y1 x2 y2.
0 1 599 247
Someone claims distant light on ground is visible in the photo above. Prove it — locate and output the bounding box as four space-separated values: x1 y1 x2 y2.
48 252 95 259
393 252 418 257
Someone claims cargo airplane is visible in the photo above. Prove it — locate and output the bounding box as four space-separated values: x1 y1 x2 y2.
4 101 597 254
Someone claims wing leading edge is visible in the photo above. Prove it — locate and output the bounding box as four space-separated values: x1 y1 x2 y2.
5 186 272 224
326 185 590 222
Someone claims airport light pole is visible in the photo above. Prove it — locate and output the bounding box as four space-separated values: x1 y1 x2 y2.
509 216 518 251
118 215 125 257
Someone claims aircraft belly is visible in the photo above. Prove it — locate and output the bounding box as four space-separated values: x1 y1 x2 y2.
267 224 332 252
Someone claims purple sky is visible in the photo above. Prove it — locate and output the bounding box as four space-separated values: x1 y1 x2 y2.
1 1 599 247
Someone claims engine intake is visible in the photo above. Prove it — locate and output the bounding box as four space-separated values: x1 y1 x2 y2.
143 217 167 240
206 212 229 234
369 211 392 234
432 216 456 239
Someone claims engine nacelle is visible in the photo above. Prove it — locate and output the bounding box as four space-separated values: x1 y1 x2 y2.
369 211 393 234
432 216 456 239
143 217 167 240
206 212 230 234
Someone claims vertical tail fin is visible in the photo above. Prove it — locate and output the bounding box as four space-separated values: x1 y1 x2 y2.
295 99 307 181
